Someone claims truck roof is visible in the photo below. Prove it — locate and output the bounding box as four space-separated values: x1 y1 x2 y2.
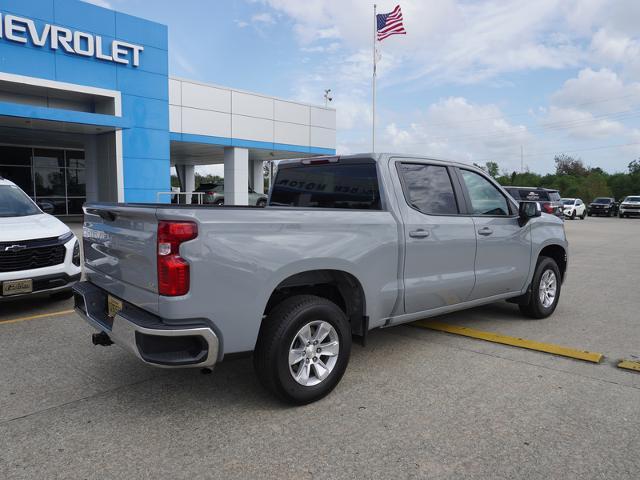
278 153 482 171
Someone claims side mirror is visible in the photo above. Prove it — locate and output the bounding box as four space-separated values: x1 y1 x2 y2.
518 201 541 226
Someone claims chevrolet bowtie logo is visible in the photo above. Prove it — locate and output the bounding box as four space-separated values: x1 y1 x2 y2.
4 245 27 252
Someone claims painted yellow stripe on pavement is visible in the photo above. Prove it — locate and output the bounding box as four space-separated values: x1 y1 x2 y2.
617 360 640 372
413 320 604 363
0 309 75 325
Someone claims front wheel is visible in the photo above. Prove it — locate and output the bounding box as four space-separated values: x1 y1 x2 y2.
519 257 561 319
254 295 352 404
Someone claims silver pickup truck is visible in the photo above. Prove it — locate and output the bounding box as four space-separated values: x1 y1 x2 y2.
73 154 568 404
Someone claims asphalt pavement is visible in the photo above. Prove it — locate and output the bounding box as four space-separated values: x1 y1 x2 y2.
1 217 639 479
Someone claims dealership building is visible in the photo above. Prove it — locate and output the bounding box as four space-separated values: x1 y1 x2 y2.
0 0 336 215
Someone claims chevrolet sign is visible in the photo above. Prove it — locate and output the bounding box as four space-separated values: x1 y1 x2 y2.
0 13 144 67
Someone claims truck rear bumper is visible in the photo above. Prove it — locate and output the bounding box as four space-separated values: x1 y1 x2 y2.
73 281 219 368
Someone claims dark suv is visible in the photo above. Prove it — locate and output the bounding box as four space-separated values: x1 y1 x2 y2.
587 197 618 217
504 187 563 218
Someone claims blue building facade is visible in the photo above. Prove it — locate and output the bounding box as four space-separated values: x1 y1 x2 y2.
0 0 336 212
0 0 170 204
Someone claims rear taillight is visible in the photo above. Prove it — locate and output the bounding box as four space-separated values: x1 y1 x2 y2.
157 221 198 296
541 202 554 214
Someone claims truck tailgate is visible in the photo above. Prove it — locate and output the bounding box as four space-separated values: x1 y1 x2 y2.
83 204 159 313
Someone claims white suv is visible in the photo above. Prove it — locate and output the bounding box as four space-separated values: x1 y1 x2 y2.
0 177 81 301
561 198 586 220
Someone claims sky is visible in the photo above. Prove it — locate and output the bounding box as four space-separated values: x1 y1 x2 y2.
88 0 640 176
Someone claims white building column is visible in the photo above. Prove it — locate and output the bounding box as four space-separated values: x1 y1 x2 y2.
251 160 264 194
175 164 195 204
224 147 249 205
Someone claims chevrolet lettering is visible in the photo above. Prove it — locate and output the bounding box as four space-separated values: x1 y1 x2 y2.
0 13 144 67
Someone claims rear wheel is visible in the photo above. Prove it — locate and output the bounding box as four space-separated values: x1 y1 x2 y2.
214 199 224 206
519 257 561 319
580 210 586 220
254 295 352 404
256 198 267 207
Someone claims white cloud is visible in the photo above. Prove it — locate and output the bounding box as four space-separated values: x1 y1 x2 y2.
251 13 275 24
381 97 532 171
541 106 626 140
551 68 640 114
235 20 249 28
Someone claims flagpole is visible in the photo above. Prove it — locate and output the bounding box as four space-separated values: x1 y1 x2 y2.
372 4 377 153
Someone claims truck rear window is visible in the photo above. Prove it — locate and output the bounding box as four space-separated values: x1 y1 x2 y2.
270 162 381 210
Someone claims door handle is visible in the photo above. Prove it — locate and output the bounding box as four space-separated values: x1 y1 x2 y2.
478 227 493 236
409 229 430 238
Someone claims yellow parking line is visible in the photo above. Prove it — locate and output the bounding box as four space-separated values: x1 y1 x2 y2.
413 320 604 363
0 309 75 325
617 360 640 372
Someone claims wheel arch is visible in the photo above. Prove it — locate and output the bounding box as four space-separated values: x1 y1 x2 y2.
262 269 368 338
538 244 567 281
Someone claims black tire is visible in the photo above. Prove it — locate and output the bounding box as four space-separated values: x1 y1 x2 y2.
50 289 74 301
570 211 575 220
254 295 352 405
519 257 562 319
256 199 267 207
580 211 586 220
214 199 224 206
587 212 592 216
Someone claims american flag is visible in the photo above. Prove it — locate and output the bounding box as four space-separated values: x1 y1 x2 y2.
376 5 406 41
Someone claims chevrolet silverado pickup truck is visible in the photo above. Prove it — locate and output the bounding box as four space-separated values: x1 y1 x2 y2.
73 154 568 404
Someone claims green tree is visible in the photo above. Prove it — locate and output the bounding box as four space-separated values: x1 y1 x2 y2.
580 173 611 201
485 161 500 178
628 159 640 175
554 154 588 177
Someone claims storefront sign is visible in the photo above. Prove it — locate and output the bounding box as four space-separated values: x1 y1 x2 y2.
0 13 144 67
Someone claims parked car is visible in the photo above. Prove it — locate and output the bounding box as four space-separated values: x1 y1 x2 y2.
0 177 81 301
503 186 563 218
193 183 267 206
561 198 586 220
619 195 640 218
587 197 618 217
73 154 568 404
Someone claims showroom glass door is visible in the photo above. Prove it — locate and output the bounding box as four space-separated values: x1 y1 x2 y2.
0 145 86 216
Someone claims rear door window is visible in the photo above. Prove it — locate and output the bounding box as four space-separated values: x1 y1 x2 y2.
270 161 381 209
396 163 458 215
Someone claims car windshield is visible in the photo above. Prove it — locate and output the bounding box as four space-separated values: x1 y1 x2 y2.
561 199 575 205
624 196 640 202
593 198 610 204
0 185 41 217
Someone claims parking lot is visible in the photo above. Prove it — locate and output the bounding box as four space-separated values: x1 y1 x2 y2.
1 217 639 479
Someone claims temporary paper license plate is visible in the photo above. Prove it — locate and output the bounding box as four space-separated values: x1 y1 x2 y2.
2 279 33 296
107 295 123 318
